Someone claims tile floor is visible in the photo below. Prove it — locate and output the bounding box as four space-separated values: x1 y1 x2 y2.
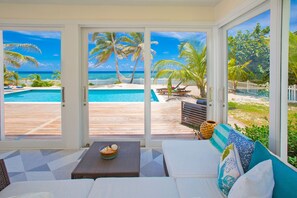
0 148 165 183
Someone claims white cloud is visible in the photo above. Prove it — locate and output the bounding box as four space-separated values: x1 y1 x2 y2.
37 61 54 67
153 32 206 41
53 54 60 57
16 31 61 40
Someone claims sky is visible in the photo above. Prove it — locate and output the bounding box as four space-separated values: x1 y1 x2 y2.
3 0 297 72
88 31 206 72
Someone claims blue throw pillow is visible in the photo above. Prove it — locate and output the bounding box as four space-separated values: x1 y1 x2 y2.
249 141 297 198
226 129 254 172
209 124 232 153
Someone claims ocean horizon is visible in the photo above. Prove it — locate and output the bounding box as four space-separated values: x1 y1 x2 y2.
15 71 152 80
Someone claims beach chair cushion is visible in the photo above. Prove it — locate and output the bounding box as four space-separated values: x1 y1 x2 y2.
209 124 232 153
229 159 274 198
88 177 179 198
176 178 224 198
217 144 244 196
162 140 221 178
248 141 297 198
226 129 254 172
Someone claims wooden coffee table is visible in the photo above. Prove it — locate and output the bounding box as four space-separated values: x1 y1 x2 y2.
71 141 140 179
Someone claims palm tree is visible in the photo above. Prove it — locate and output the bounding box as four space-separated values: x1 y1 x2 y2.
121 32 158 83
3 43 41 86
4 43 41 68
28 74 42 81
228 58 252 91
153 42 207 98
4 66 20 86
90 32 126 83
52 71 61 80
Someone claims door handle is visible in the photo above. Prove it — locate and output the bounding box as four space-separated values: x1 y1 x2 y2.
62 87 65 107
83 86 87 106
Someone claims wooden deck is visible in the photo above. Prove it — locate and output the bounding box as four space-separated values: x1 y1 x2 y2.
4 102 194 139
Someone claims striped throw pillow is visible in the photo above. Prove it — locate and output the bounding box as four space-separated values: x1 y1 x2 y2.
209 124 231 153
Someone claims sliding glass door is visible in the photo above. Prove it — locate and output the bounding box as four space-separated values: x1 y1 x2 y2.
1 29 63 140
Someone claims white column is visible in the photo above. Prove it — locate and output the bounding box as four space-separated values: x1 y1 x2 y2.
280 0 290 161
269 0 283 155
62 24 83 149
0 30 4 140
144 28 151 147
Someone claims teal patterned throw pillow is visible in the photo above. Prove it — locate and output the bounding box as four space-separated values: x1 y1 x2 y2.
217 143 244 196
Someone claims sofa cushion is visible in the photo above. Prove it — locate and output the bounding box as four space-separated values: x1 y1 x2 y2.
249 141 297 198
210 124 232 153
8 192 53 198
88 177 179 198
0 179 94 198
229 159 274 198
217 144 244 196
162 140 221 178
226 129 254 172
176 178 224 198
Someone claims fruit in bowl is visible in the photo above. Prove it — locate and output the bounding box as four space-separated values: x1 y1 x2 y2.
100 144 119 160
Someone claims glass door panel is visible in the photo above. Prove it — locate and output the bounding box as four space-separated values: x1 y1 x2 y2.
2 30 62 140
227 11 270 141
87 31 144 138
150 31 208 138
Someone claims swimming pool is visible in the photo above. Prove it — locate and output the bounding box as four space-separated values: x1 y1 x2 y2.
4 89 159 102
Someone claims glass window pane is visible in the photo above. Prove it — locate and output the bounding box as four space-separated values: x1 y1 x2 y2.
288 0 297 168
227 11 270 146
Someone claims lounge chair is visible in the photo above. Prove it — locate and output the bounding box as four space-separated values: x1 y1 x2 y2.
159 88 191 96
156 82 182 93
4 86 12 90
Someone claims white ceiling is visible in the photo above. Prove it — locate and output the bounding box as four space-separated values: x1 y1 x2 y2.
0 0 223 6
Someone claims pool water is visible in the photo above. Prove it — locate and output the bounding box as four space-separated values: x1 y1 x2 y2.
4 89 159 102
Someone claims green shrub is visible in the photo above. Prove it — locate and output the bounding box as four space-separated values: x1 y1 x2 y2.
235 123 297 168
31 80 54 87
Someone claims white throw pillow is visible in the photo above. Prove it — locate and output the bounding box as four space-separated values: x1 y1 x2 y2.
8 192 54 198
228 159 274 198
217 143 244 196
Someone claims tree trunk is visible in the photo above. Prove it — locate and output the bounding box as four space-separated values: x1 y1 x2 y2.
198 84 206 98
233 80 237 92
111 35 123 83
130 57 140 84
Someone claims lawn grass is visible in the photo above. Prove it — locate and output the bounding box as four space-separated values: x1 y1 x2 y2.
228 101 297 127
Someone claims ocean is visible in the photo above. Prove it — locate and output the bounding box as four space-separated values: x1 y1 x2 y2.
16 71 151 80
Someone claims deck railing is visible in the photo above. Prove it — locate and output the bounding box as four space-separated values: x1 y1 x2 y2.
288 85 297 103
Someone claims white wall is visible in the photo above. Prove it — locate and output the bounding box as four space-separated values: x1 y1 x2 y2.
0 3 215 22
214 0 247 21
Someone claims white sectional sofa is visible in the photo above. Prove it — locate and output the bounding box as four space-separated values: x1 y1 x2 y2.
1 124 296 198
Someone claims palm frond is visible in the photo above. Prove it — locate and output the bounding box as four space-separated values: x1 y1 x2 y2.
4 43 41 54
